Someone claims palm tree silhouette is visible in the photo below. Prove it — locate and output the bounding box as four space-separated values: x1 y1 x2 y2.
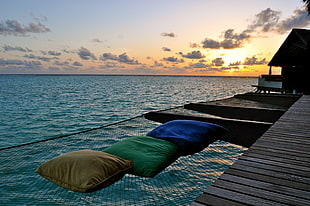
303 0 310 14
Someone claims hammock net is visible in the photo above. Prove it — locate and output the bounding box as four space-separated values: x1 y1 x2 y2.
0 116 246 205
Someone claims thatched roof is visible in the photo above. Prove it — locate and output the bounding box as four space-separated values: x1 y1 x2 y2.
268 28 310 67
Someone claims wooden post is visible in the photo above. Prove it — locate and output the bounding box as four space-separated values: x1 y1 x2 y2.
268 66 272 75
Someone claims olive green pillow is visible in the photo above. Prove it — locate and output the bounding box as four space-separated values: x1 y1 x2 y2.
103 136 179 177
35 150 132 193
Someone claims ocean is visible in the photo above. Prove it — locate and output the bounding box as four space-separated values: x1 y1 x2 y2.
0 74 256 149
0 74 256 205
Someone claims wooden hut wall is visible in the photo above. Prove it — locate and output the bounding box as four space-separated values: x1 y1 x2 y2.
282 66 310 94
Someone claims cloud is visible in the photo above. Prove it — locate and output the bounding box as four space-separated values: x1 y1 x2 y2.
161 32 176 37
229 61 242 66
151 61 164 67
0 19 51 36
248 8 310 34
62 49 75 54
162 47 171 52
41 50 61 56
276 8 310 34
201 38 221 49
3 45 32 52
248 8 281 32
101 53 119 61
54 60 69 66
92 38 103 43
0 58 41 67
198 8 310 50
180 50 205 59
188 62 211 68
101 52 140 65
243 56 268 65
99 61 123 70
78 47 97 60
202 29 251 49
162 56 184 63
118 53 140 64
24 54 57 62
221 29 251 49
72 61 83 66
189 42 200 48
212 57 225 66
48 66 60 71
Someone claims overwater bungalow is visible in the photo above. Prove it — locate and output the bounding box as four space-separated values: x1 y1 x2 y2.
254 28 310 94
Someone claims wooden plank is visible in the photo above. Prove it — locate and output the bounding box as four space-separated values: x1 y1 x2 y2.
253 139 309 153
225 168 310 191
247 146 310 161
202 186 288 206
235 159 310 177
230 163 310 184
234 93 301 107
190 201 209 206
240 152 310 168
259 134 310 145
250 144 310 158
193 193 247 206
241 152 310 166
184 103 285 123
191 95 310 205
213 179 309 206
263 127 310 137
219 173 310 200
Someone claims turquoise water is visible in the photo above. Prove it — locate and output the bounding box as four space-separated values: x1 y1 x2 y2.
0 75 255 148
0 74 253 205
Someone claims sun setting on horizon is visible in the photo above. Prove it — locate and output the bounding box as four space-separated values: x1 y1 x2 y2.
0 0 309 76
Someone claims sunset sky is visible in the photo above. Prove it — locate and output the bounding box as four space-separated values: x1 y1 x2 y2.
1 0 309 76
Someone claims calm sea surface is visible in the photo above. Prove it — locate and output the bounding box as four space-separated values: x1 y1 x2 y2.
0 75 256 148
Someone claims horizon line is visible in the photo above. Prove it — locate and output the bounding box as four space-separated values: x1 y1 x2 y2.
0 73 258 78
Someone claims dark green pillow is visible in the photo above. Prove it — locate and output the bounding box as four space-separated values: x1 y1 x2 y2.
103 136 179 177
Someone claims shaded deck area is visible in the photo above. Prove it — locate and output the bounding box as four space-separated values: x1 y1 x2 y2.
145 93 300 147
191 95 310 206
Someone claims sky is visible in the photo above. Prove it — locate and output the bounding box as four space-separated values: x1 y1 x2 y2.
0 0 309 76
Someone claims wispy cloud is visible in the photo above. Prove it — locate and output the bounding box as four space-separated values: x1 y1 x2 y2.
3 45 32 52
41 50 61 56
161 32 176 37
24 54 57 62
228 55 268 66
187 62 211 69
243 56 268 65
92 38 102 43
0 19 51 36
54 60 69 66
0 61 42 73
0 58 42 67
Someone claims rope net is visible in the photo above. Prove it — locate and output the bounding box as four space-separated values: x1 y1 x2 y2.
0 116 246 205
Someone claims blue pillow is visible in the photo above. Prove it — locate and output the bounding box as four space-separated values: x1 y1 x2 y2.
146 120 227 155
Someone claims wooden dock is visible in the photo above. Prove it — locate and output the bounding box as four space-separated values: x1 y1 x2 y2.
191 95 310 206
